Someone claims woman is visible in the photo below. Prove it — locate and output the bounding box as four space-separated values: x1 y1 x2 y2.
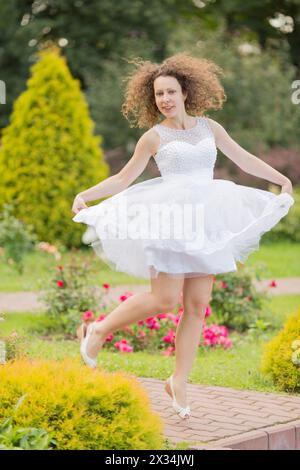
72 53 294 420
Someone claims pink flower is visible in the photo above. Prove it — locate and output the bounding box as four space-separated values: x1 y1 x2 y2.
56 280 65 288
145 317 160 330
120 344 133 352
138 330 146 338
219 336 233 349
205 305 212 318
166 313 177 322
162 346 175 356
202 323 232 349
212 276 217 283
102 283 110 290
105 333 113 342
145 316 154 323
137 320 145 326
114 339 133 352
156 313 168 320
221 281 228 289
203 338 212 346
96 314 106 322
269 280 277 288
81 310 95 322
163 329 175 344
119 291 133 302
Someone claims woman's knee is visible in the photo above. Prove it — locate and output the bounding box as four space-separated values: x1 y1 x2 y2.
155 295 179 313
183 299 210 319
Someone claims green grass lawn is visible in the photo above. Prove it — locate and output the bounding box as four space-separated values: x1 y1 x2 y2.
1 294 299 396
1 241 299 292
247 241 300 278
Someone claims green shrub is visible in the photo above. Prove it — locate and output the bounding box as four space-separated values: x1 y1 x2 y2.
210 265 267 332
0 359 164 450
260 305 300 392
37 253 103 336
0 47 109 248
0 203 38 274
0 331 28 362
0 395 56 450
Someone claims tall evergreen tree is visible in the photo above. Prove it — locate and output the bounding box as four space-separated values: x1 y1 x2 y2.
0 47 109 247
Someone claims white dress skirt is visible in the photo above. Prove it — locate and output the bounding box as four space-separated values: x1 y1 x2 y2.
73 117 294 280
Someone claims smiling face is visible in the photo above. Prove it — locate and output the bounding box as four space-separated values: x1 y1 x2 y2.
153 75 187 118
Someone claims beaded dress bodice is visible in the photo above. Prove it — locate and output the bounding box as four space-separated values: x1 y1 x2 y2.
152 116 217 179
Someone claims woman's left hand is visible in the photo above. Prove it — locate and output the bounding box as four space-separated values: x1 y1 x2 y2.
281 179 293 195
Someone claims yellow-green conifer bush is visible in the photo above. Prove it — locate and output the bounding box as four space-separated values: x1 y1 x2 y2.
0 47 109 247
0 359 164 450
260 306 300 392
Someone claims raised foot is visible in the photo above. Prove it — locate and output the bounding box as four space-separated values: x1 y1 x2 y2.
80 322 106 369
165 375 191 419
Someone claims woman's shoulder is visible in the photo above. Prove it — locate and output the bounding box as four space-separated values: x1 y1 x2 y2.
137 127 161 157
202 116 225 142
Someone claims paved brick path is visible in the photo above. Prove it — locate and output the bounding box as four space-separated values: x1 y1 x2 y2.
138 378 300 450
1 278 300 313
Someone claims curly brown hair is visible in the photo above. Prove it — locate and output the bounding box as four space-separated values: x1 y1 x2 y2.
121 52 226 129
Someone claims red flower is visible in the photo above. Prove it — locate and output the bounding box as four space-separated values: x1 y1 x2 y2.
57 280 65 288
269 280 277 288
163 329 175 344
81 310 95 322
119 292 133 302
156 313 168 319
102 283 110 290
96 314 106 322
114 339 133 352
162 346 175 356
205 305 212 318
221 281 228 289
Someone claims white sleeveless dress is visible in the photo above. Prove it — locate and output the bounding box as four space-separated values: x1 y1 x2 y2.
72 116 294 280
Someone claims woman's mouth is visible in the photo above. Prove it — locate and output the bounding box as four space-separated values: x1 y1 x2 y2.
162 106 174 111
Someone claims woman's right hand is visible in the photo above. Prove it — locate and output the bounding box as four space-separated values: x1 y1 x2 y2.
72 195 88 214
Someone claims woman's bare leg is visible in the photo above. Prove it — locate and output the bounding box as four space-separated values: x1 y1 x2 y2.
172 275 214 408
85 272 184 358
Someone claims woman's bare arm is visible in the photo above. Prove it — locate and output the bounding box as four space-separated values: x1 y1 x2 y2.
207 118 293 194
77 129 158 203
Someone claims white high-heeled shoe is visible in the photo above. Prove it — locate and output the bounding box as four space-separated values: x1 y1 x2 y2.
165 375 191 419
80 322 98 369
